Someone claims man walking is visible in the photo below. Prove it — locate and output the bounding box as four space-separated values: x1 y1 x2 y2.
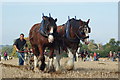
13 33 27 65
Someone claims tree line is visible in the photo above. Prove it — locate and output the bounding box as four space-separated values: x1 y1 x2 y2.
80 38 120 57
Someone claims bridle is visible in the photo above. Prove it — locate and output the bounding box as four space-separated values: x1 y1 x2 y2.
75 23 90 41
65 19 90 42
39 16 56 37
75 32 89 40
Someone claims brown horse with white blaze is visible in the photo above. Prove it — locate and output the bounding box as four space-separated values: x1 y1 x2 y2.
53 17 91 71
29 14 57 71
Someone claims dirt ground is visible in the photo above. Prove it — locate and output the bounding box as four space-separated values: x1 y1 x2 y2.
0 57 119 78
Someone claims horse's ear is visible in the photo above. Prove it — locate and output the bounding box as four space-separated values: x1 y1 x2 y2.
68 16 70 20
42 13 46 20
49 13 51 17
42 13 44 17
75 16 76 19
55 18 57 22
42 16 46 20
87 19 90 24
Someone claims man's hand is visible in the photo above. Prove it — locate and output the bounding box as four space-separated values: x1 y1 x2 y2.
13 45 19 52
16 49 19 52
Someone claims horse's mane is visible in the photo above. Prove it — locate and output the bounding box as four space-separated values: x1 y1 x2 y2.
43 16 55 23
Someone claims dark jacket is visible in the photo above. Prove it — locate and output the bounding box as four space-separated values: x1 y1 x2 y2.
13 38 27 51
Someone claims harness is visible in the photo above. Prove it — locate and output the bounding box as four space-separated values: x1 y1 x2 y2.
65 20 79 42
65 19 89 42
39 20 49 38
75 26 89 40
39 18 57 38
75 32 89 40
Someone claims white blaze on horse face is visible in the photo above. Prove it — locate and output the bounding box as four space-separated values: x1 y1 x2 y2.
84 25 89 33
85 33 89 42
84 33 89 45
84 27 89 44
48 27 54 43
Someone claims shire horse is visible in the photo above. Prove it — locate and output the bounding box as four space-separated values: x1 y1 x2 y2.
53 17 91 71
29 13 57 71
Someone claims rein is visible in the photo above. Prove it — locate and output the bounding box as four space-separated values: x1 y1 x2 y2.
75 32 89 40
17 50 33 53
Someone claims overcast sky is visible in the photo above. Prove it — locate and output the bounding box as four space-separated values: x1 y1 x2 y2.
0 1 118 45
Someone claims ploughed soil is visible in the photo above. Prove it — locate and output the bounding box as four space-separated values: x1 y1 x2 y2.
0 58 119 78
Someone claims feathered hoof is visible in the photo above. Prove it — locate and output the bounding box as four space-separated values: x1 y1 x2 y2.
34 67 40 73
40 63 46 71
66 65 74 71
65 59 74 71
45 65 55 73
55 69 62 74
48 65 55 73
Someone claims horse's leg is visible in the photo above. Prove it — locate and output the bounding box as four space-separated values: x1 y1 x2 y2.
34 55 39 71
54 51 61 72
76 53 79 62
76 47 80 62
40 55 46 71
32 46 39 72
24 53 27 65
66 48 74 70
46 48 55 72
38 45 46 71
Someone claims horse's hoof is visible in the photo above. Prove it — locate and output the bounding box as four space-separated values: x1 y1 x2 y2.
65 59 74 71
34 68 40 73
65 62 74 71
55 69 62 74
29 65 34 70
45 65 55 73
66 65 74 71
49 65 55 72
40 63 46 71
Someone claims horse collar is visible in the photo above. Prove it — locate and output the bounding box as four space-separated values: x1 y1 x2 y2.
65 20 79 42
39 20 48 38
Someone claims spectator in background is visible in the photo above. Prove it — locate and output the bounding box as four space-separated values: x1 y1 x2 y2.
89 53 93 61
113 52 117 61
4 51 8 60
93 52 97 61
109 51 113 61
0 51 1 61
118 51 120 62
96 53 100 61
85 51 90 61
